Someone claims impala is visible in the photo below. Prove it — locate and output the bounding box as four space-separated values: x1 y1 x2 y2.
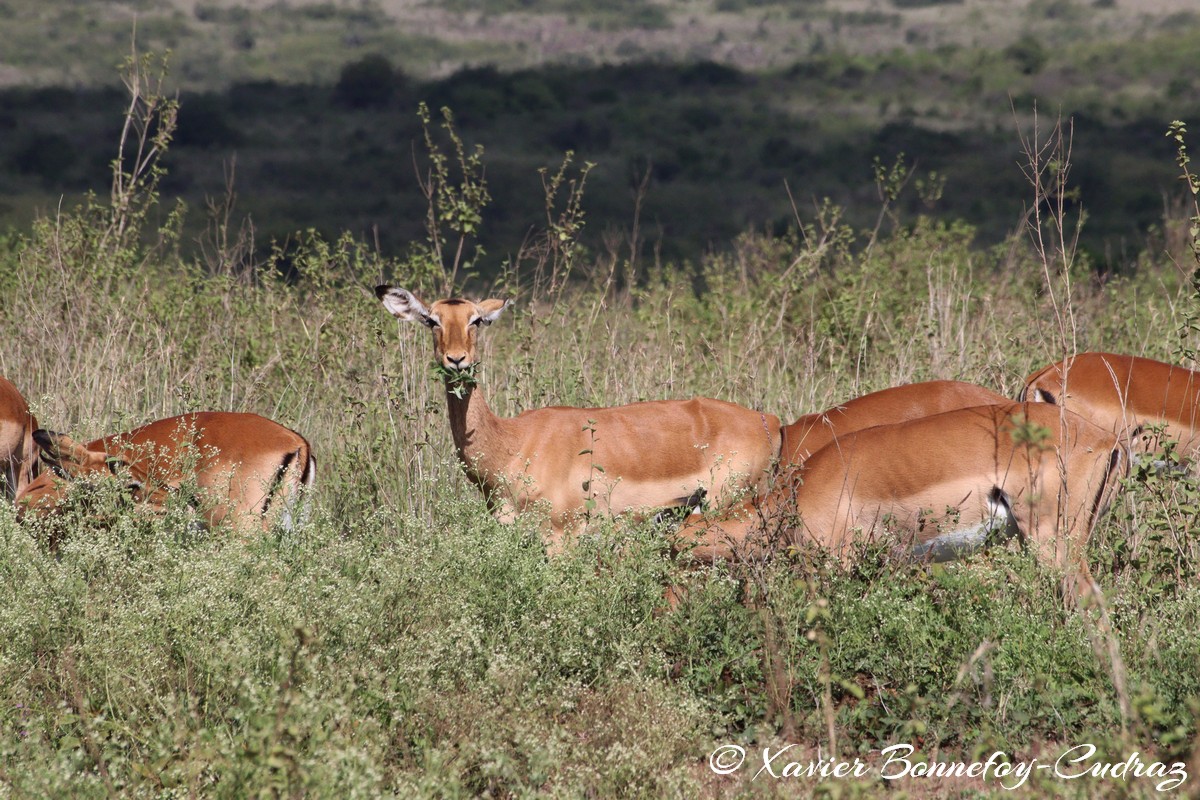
17 412 315 532
0 376 38 502
780 380 1007 467
671 402 1126 599
1022 352 1200 460
376 285 782 548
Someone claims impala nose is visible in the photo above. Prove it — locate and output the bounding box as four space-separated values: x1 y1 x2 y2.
445 354 467 369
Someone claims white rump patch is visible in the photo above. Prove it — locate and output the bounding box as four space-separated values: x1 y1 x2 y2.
909 492 1019 563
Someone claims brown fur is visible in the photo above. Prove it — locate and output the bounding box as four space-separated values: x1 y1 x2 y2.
1022 351 1200 459
672 402 1126 601
376 285 783 550
780 380 1008 466
0 376 38 502
17 412 315 533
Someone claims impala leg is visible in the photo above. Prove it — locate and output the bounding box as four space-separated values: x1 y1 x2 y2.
1022 508 1097 611
543 533 566 558
1041 446 1133 727
4 462 18 502
660 493 800 616
541 513 580 557
1057 444 1128 613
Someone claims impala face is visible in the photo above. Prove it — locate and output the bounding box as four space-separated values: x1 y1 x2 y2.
376 286 508 370
18 430 148 515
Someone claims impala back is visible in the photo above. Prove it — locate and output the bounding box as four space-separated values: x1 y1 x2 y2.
18 412 315 533
671 402 1126 577
1022 351 1200 460
780 380 1007 467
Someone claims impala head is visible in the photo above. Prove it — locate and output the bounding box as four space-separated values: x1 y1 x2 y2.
17 430 144 518
375 286 508 371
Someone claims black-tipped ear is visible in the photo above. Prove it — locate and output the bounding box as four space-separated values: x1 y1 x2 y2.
1019 386 1057 404
650 488 708 527
376 285 434 324
105 456 132 476
476 298 509 325
1127 424 1147 449
33 429 68 471
30 431 105 475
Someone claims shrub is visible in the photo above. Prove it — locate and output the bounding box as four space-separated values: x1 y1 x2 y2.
334 54 400 109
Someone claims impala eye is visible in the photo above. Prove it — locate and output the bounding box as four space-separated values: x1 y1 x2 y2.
469 316 482 327
423 317 440 329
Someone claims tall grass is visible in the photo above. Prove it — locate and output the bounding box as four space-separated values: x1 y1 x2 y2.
0 70 1198 796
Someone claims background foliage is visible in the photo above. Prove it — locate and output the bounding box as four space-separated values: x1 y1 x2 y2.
1 0 1200 269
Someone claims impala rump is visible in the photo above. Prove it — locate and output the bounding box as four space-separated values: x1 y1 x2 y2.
17 412 315 534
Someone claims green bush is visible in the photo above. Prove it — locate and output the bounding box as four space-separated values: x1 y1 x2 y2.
334 54 401 109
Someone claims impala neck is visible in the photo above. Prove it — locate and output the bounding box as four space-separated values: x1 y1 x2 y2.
444 376 504 481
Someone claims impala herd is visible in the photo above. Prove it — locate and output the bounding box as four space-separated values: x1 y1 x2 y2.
3 288 1199 606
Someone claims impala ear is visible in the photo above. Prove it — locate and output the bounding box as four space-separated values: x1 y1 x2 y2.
476 298 509 325
105 456 134 476
375 285 433 324
33 430 107 476
32 428 55 453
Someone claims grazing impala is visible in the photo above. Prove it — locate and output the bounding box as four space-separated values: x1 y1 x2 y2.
376 285 782 548
1022 352 1200 460
671 402 1126 600
17 412 315 533
780 380 1007 467
0 377 38 502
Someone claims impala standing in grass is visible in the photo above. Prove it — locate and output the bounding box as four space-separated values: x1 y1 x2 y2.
0 376 38 502
671 401 1127 602
1022 352 1200 461
376 285 782 550
18 412 315 533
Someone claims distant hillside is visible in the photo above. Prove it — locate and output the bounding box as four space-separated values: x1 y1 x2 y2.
2 0 1198 90
1 0 1199 271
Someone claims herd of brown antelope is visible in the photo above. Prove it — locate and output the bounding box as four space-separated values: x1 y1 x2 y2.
2 286 1198 604
377 286 1200 604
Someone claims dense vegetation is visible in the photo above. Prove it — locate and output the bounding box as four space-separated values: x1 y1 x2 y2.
0 53 1199 795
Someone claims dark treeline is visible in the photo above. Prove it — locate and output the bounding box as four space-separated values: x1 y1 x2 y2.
0 52 1190 273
